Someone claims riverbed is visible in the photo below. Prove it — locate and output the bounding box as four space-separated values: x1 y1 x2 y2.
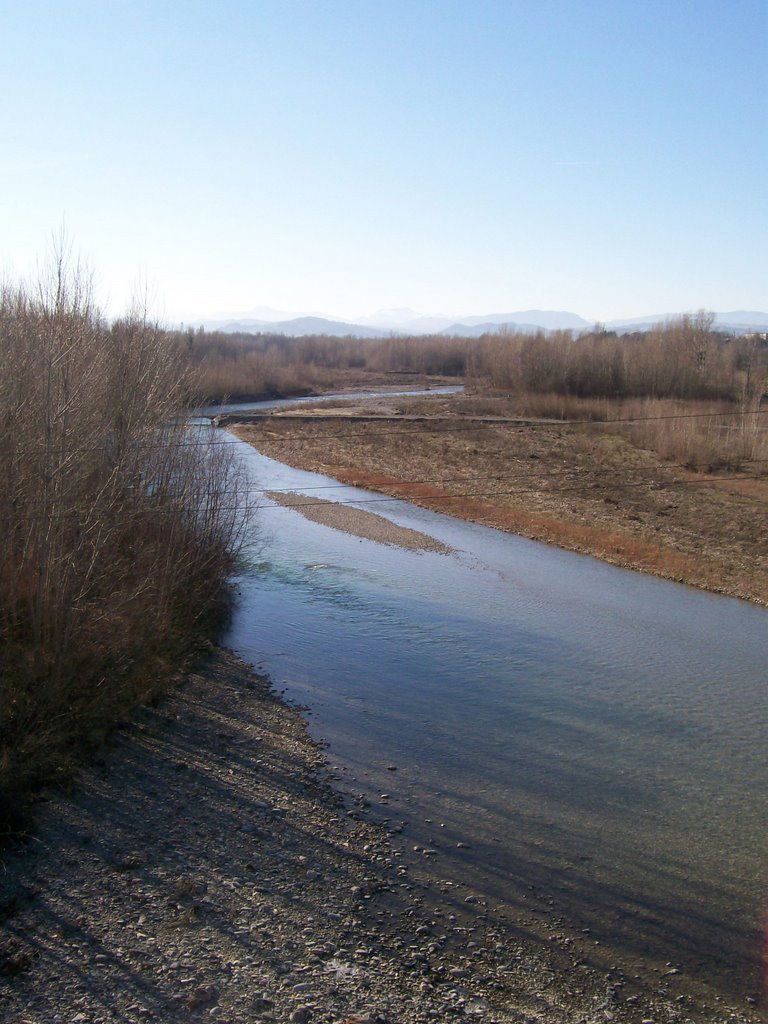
220 395 768 1013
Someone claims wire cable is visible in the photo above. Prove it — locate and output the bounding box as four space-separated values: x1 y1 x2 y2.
9 463 767 524
8 403 767 456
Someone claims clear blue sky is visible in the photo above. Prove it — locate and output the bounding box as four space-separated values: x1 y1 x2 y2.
1 0 765 323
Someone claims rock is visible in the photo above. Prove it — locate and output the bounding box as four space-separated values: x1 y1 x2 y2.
464 998 488 1015
0 648 725 1024
185 985 217 1009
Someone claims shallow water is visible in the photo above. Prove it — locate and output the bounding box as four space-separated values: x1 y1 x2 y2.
222 410 768 1002
196 384 463 418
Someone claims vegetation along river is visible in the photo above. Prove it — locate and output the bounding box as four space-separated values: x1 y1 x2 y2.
216 394 768 1010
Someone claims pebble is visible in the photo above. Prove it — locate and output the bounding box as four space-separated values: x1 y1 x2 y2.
0 649 723 1024
290 1008 312 1023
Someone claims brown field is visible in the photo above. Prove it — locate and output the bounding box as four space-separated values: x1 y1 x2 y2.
232 388 768 606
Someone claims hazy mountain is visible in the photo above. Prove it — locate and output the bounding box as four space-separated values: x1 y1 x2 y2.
355 308 426 327
355 309 459 333
203 308 768 338
459 310 592 331
220 305 330 322
606 311 768 335
440 321 546 338
212 318 272 332
212 316 385 338
716 311 768 328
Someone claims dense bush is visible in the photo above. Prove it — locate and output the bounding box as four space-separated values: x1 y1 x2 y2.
184 313 766 410
0 259 249 828
467 313 767 404
183 330 469 401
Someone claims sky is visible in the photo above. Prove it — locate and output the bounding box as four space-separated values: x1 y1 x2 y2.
1 0 765 325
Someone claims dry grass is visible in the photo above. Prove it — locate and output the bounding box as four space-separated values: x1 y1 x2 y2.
400 391 768 475
610 397 768 471
329 469 701 579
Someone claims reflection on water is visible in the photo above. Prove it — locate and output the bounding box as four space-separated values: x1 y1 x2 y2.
225 435 768 1003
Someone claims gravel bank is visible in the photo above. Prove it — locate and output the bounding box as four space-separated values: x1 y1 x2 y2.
264 491 452 553
0 651 561 1024
0 651 502 1023
1 651 757 1023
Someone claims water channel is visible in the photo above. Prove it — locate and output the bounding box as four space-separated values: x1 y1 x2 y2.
214 391 767 1006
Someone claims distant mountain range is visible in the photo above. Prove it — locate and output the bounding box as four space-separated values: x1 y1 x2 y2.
202 308 768 339
213 315 387 339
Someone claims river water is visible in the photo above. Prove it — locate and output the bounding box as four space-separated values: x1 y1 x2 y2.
218 394 768 1005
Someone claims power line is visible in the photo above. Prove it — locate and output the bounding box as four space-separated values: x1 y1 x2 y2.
6 436 767 525
9 404 767 456
156 463 768 500
221 406 767 441
8 463 767 525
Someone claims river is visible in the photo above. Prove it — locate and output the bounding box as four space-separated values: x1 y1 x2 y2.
214 391 767 1007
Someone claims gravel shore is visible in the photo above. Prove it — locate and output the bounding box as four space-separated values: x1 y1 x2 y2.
0 651 560 1024
0 651 759 1024
264 491 452 553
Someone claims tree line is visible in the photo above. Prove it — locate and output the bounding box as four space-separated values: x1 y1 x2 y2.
467 312 766 405
183 313 767 407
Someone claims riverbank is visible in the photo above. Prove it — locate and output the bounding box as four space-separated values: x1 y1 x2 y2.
196 370 463 407
231 391 768 605
2 649 757 1024
0 650 511 1024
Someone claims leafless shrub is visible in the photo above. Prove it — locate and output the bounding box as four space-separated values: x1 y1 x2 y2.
459 316 767 471
467 313 767 404
184 331 470 401
0 257 249 828
610 398 767 472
